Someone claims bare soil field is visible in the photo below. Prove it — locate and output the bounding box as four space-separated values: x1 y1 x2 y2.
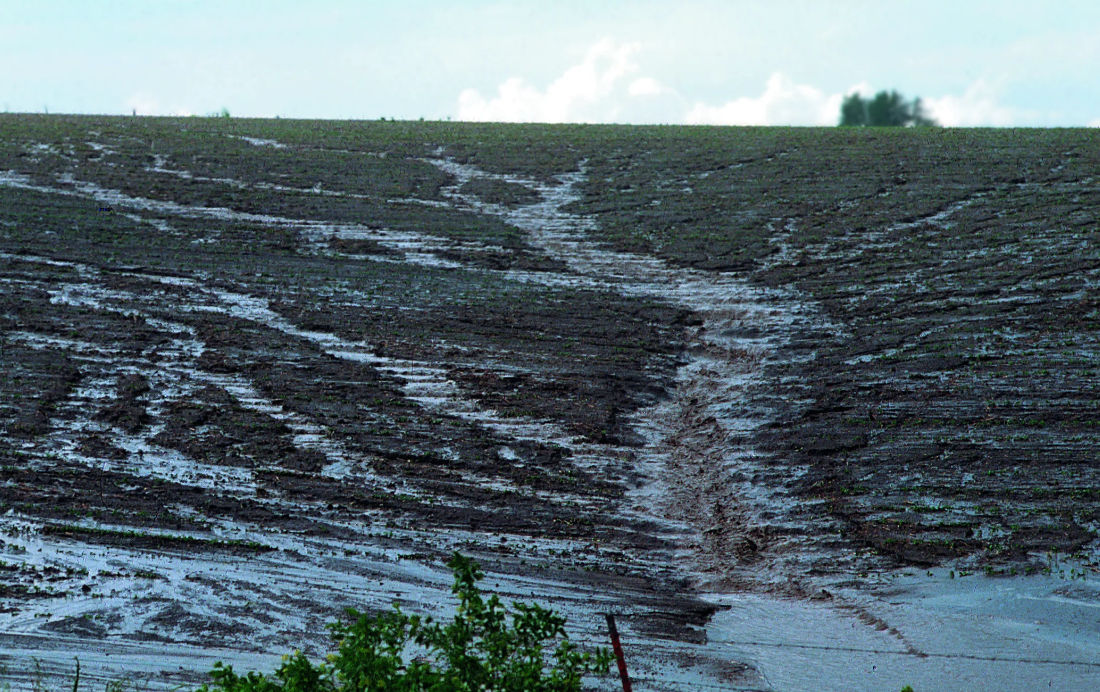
0 115 1098 690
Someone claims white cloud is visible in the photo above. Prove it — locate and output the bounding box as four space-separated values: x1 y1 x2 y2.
683 77 1019 128
923 80 1015 127
457 39 661 123
457 49 1026 128
685 73 847 126
628 77 665 97
843 82 875 100
126 92 195 117
1088 117 1100 128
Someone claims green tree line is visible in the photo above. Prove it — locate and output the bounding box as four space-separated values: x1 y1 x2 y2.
840 90 938 127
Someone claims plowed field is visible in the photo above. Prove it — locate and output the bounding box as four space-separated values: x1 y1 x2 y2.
1 116 1098 690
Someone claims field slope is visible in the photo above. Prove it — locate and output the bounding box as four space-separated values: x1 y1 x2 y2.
0 115 1097 689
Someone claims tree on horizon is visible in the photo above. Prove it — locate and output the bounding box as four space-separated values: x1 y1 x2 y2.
840 90 938 127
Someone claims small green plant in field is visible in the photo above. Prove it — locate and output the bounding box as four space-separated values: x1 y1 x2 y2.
197 553 612 692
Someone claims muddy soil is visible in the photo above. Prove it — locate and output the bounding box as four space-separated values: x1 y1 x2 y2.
558 126 1100 577
1 115 1098 690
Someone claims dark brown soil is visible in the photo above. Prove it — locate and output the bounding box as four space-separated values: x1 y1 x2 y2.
1 116 1097 686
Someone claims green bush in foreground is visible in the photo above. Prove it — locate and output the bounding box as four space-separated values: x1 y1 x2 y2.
198 553 612 692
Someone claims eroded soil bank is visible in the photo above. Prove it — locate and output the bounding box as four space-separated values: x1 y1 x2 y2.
1 116 1098 690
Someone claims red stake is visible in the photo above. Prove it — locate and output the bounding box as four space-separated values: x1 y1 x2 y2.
605 613 633 692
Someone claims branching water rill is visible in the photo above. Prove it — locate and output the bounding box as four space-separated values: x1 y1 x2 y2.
2 115 1099 691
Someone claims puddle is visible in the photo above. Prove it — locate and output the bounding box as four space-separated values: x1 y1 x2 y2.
701 571 1100 691
228 135 287 149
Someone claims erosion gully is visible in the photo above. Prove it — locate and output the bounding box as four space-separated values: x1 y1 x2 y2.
1 118 1099 691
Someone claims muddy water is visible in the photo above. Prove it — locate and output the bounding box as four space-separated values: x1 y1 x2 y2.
431 158 836 584
3 141 1095 692
702 570 1100 692
426 159 1100 690
3 156 763 689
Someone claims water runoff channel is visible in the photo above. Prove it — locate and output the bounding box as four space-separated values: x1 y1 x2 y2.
2 143 1100 690
428 160 1100 692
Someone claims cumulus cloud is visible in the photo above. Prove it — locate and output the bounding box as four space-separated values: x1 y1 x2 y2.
686 73 847 126
627 77 666 97
922 80 1015 127
684 76 1020 128
457 45 860 126
1087 117 1100 128
458 39 676 123
457 45 1027 128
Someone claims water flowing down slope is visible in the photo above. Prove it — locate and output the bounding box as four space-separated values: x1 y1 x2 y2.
2 116 1099 691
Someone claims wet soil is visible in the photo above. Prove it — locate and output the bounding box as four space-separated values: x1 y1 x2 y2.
1 115 1098 690
561 126 1100 574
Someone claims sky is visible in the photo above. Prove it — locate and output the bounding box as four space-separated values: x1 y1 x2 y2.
2 0 1099 127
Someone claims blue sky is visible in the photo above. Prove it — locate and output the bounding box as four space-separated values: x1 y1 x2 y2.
3 0 1099 126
